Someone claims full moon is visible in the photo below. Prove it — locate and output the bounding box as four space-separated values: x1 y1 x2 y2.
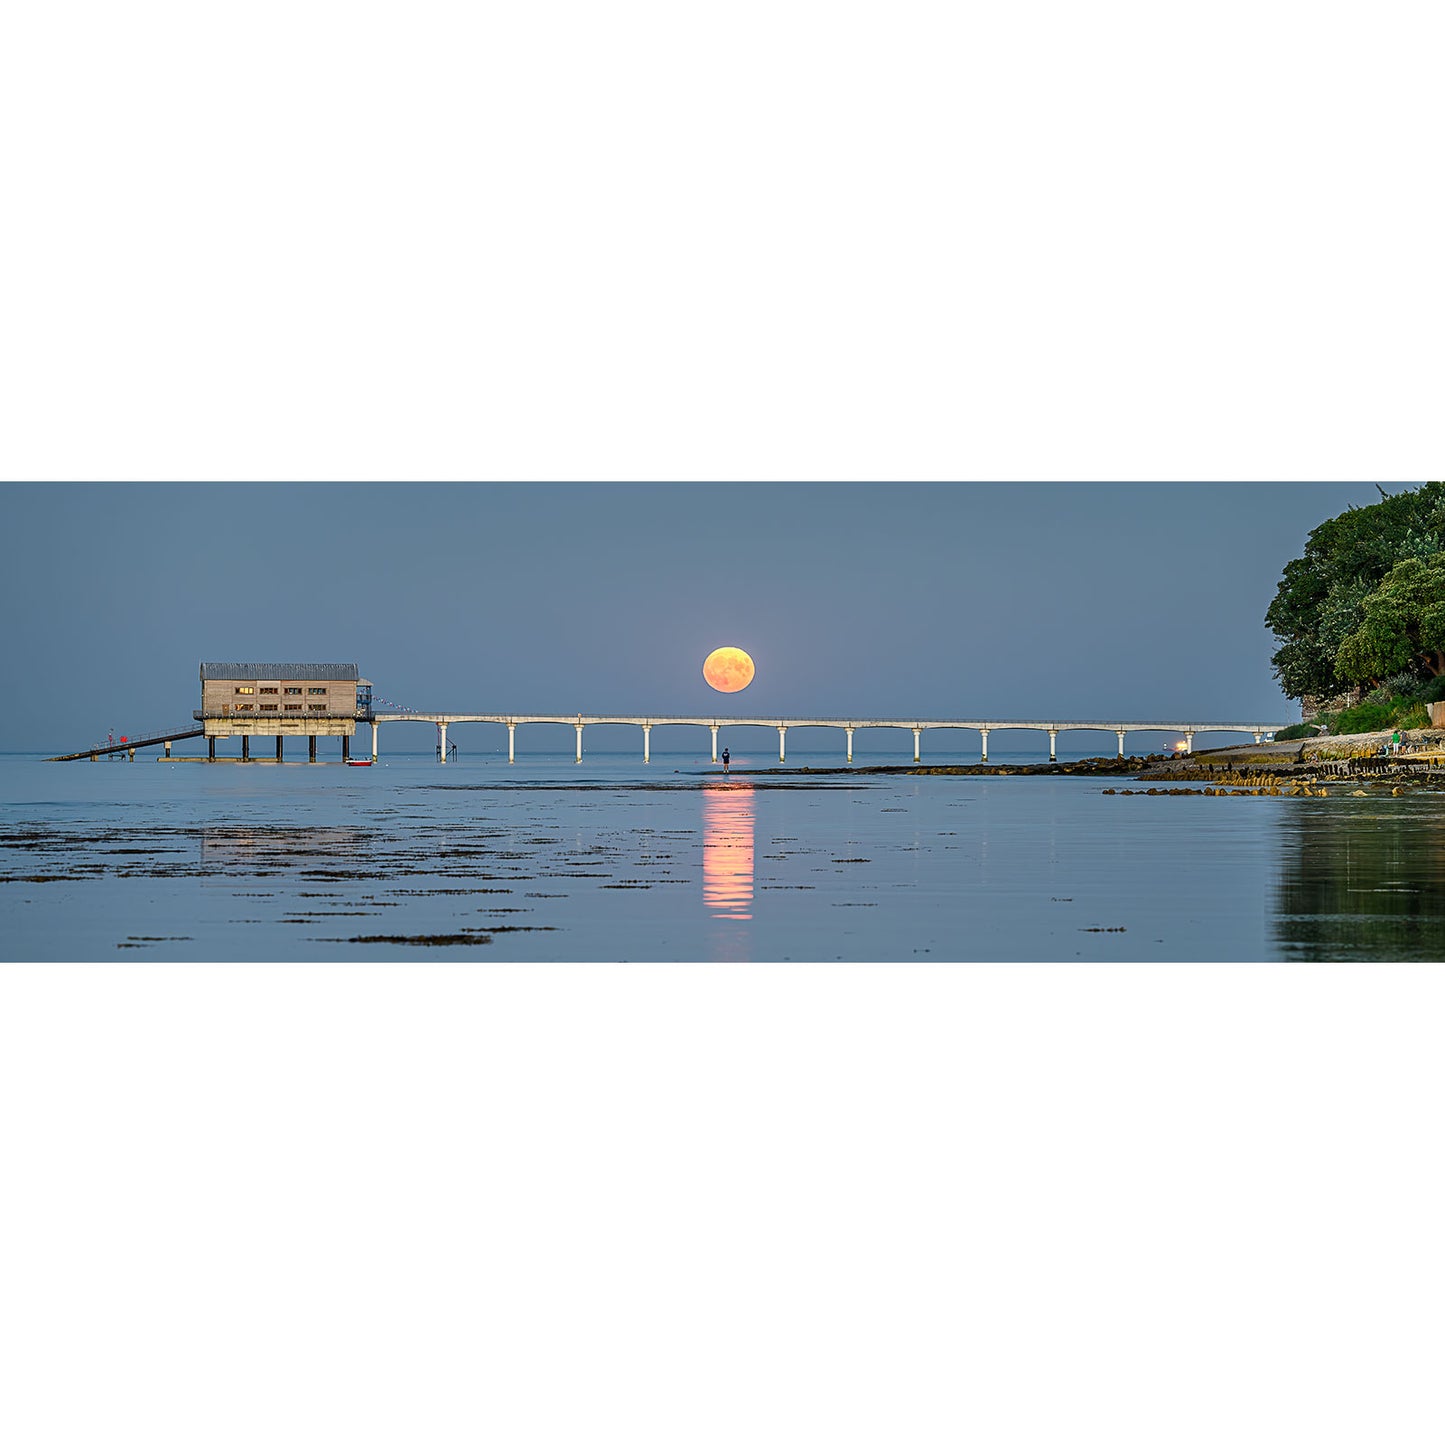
703 646 755 694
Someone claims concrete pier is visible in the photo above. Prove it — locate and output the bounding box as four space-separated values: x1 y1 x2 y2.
51 712 1293 766
356 713 1291 765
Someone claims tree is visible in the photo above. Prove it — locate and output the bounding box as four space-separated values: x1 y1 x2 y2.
1334 554 1445 685
1265 481 1445 701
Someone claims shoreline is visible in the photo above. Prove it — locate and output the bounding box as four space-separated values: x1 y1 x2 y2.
729 728 1445 790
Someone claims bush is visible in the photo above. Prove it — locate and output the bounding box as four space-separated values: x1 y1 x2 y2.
1331 702 1395 735
1273 723 1316 740
1394 704 1430 730
1422 675 1445 704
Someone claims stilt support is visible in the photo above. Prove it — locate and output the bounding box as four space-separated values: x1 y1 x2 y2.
710 725 719 763
912 728 921 763
342 734 351 762
309 735 317 763
371 722 378 761
1048 729 1058 762
437 723 447 763
980 729 989 762
276 736 283 762
507 722 515 764
208 737 216 762
643 724 652 763
1117 729 1127 757
846 726 854 763
575 722 583 763
1183 731 1194 754
164 739 172 757
241 735 250 762
778 725 787 763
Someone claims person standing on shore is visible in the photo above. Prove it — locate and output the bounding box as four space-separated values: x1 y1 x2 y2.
722 747 730 775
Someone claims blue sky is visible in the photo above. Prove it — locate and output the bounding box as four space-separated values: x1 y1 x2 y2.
1 480 1389 751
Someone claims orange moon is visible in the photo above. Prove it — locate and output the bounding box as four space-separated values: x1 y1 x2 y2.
703 646 755 693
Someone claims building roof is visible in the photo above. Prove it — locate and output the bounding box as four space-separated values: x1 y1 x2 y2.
200 662 360 682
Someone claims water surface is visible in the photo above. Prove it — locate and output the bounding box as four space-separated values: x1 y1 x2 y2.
3 751 1442 960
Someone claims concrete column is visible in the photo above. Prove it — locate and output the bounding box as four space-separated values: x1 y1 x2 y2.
371 721 378 760
241 735 250 762
128 748 135 762
438 723 447 763
208 737 216 762
276 736 284 762
342 734 351 762
1183 731 1195 754
1253 732 1263 744
575 723 583 763
643 724 652 763
1116 729 1127 758
90 753 98 763
912 728 921 762
710 725 719 763
846 726 854 763
309 735 317 763
778 726 787 762
507 722 515 764
164 739 172 757
1048 729 1058 762
980 728 989 762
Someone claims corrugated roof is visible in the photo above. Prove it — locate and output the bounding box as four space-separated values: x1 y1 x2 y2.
200 662 360 681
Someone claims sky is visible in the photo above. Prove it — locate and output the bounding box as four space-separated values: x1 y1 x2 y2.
0 480 1394 752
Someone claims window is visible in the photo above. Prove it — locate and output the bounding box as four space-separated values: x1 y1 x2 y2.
238 704 255 711
308 704 326 712
234 686 255 695
259 687 278 694
285 704 302 712
260 704 278 712
308 687 327 695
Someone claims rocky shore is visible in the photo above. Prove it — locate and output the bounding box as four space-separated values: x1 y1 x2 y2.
735 728 1445 793
1135 728 1445 793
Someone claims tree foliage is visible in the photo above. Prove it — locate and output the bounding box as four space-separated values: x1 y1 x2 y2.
1335 554 1445 684
1265 481 1445 700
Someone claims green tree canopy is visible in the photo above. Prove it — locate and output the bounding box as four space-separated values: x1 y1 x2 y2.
1335 554 1445 684
1265 481 1445 700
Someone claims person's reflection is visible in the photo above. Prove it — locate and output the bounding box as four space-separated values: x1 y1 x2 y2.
703 780 755 924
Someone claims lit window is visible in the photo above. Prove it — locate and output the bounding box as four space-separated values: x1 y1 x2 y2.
234 686 255 695
238 704 255 711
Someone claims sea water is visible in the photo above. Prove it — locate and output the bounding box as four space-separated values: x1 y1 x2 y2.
3 748 1444 961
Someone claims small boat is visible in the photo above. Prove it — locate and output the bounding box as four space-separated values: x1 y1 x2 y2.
346 758 374 767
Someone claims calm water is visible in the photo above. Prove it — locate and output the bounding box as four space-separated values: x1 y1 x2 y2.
3 749 1444 961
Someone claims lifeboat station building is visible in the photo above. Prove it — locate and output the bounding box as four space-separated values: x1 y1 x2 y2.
195 662 372 761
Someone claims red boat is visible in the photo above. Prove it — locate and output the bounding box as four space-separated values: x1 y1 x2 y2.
346 758 374 767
